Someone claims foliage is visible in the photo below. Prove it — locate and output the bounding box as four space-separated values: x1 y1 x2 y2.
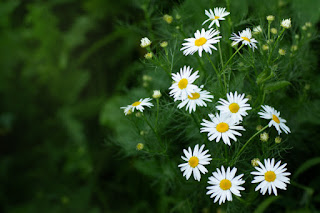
0 0 320 212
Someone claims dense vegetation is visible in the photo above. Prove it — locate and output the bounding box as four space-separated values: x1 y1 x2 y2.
0 0 319 212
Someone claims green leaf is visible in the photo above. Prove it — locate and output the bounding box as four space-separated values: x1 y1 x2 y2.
264 81 291 93
293 157 320 179
254 196 281 213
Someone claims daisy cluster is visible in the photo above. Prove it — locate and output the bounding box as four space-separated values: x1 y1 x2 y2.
171 7 292 205
181 7 258 57
120 5 294 206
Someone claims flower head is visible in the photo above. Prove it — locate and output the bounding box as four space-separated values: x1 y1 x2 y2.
267 15 275 22
260 132 269 142
178 144 212 181
251 158 290 196
305 22 312 27
140 37 151 48
291 45 298 52
160 41 168 48
169 66 199 101
202 7 230 28
163 14 173 24
253 25 262 34
216 91 252 122
181 28 221 57
278 48 286 56
136 143 144 150
271 28 278 34
177 87 214 113
275 136 282 144
251 158 260 167
152 90 161 99
144 52 153 59
258 105 291 135
200 113 245 146
262 44 269 51
281 18 291 29
230 28 258 51
207 166 245 205
121 98 153 115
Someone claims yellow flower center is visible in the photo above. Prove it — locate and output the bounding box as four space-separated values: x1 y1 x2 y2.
241 36 251 42
188 92 200 100
194 37 207 46
178 78 188 89
220 179 232 190
188 156 199 168
229 103 240 113
211 16 220 20
272 114 280 123
216 122 229 133
132 101 141 106
264 171 276 182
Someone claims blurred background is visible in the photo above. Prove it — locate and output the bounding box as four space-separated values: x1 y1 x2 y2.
0 0 319 212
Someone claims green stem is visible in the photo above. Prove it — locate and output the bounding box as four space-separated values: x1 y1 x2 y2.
142 3 154 40
205 53 219 75
216 25 224 67
150 56 171 77
142 113 161 144
268 28 285 63
195 54 207 76
268 22 271 41
222 43 244 71
231 125 269 165
191 113 210 150
155 98 159 130
205 53 223 90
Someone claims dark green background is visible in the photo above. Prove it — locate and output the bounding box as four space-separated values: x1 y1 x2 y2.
0 0 320 212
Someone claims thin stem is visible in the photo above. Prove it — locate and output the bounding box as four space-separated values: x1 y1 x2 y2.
268 28 285 63
231 125 269 165
205 53 219 75
142 2 154 40
222 43 244 71
150 56 171 77
195 54 207 76
216 25 224 67
205 53 223 90
155 98 159 130
268 22 271 41
142 113 162 144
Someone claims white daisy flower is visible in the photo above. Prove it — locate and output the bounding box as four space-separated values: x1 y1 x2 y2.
258 105 291 135
178 144 212 181
200 113 245 146
202 7 230 28
251 158 290 196
140 37 151 48
181 28 221 57
230 28 258 51
121 98 153 115
281 18 291 29
253 25 262 34
216 91 252 122
206 166 245 205
169 66 199 101
177 87 214 113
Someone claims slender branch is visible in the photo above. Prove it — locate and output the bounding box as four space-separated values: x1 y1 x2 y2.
216 25 224 67
231 125 269 165
142 113 162 144
155 98 159 130
205 53 223 90
268 28 285 63
222 43 244 71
